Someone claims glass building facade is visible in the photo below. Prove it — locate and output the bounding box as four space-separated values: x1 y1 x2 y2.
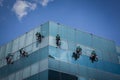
0 21 120 80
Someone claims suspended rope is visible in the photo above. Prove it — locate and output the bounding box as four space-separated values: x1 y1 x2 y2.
89 33 98 63
72 29 82 60
56 23 61 48
36 26 44 43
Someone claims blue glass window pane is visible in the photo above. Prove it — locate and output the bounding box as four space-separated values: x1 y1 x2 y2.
41 22 49 37
39 70 48 80
32 42 40 52
25 30 34 46
49 36 56 47
23 67 31 79
68 41 75 51
31 62 39 76
78 66 88 77
59 25 67 40
25 44 32 55
48 58 59 70
59 50 68 62
69 63 78 75
15 70 23 80
5 42 13 57
49 46 59 60
76 30 92 47
0 59 2 67
40 36 49 48
19 34 26 49
39 47 48 60
49 46 68 62
78 76 87 80
13 51 20 61
8 74 15 80
61 40 68 50
12 38 19 53
40 59 48 72
0 45 6 58
49 21 58 37
87 68 97 79
67 28 75 42
59 61 70 73
110 52 118 63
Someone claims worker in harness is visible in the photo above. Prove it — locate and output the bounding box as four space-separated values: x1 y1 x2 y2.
76 46 82 55
6 53 14 64
36 32 42 42
72 52 78 60
56 34 61 47
72 46 82 60
36 32 44 43
19 48 28 57
90 50 98 63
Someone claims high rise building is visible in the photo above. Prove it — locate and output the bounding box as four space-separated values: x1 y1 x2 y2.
0 21 120 80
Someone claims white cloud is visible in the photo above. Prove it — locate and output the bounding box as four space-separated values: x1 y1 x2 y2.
12 0 54 20
0 0 3 7
12 0 37 20
41 0 54 6
35 0 54 7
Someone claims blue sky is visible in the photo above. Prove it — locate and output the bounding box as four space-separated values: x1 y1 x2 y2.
0 0 120 46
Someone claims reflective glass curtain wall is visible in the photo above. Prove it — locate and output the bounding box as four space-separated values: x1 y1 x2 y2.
0 21 120 80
